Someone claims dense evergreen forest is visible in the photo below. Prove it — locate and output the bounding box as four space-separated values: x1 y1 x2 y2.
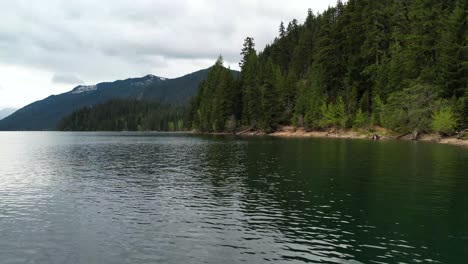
58 100 186 131
190 0 467 135
59 0 466 134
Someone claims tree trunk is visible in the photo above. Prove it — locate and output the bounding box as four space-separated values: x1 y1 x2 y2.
237 127 253 135
396 132 411 140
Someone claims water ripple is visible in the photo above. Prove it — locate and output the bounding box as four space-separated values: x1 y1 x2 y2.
0 132 467 264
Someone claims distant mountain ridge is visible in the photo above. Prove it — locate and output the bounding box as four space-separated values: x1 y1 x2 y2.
0 68 237 131
0 108 17 120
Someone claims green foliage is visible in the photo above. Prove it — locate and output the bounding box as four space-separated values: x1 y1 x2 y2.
12 1 467 134
459 97 468 129
319 101 335 128
335 97 347 129
58 99 186 131
303 77 323 130
431 107 458 135
187 1 467 135
371 96 385 126
241 52 260 128
259 60 281 131
318 97 347 129
383 84 439 133
168 121 175 132
191 56 240 132
353 109 367 130
177 119 184 131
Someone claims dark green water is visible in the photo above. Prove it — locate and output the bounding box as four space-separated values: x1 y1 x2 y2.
0 132 467 264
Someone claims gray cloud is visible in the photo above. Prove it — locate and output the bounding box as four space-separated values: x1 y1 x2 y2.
0 0 337 89
52 73 83 85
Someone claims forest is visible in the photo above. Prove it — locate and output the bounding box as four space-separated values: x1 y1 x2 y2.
60 0 467 135
58 100 186 131
189 0 467 135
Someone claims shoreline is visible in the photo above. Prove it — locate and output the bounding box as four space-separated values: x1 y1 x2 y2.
206 126 468 148
11 128 465 147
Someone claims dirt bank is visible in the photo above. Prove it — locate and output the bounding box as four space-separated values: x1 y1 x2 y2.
268 126 468 147
196 126 467 147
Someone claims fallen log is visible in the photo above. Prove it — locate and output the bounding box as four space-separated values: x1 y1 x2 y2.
396 132 411 140
457 130 467 140
236 127 253 135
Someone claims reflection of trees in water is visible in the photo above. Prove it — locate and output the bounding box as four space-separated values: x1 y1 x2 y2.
195 136 468 263
195 137 360 261
56 134 468 263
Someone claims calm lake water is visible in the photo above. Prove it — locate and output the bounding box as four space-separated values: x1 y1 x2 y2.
0 132 467 264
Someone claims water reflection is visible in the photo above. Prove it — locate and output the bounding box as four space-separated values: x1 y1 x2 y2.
0 132 467 264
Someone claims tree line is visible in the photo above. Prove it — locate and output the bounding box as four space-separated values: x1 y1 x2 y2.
189 0 467 135
58 99 187 131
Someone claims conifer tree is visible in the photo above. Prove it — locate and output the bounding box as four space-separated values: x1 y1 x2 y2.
259 60 281 131
186 0 466 134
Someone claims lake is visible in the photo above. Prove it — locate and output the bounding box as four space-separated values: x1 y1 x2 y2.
0 132 467 264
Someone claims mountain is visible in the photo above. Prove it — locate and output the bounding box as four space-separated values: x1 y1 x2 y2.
0 108 17 120
0 68 237 131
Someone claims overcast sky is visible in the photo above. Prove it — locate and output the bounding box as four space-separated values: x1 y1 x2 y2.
0 0 338 109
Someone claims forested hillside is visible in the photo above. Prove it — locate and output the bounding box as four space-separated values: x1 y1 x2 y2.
58 100 186 131
0 69 214 130
190 0 467 135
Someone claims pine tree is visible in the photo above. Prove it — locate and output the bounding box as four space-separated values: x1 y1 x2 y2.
259 60 281 131
239 37 256 69
187 0 467 134
304 77 323 130
279 22 286 38
437 0 467 98
335 96 347 128
241 52 260 127
353 108 367 130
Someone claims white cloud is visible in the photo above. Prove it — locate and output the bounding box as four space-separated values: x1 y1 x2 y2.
0 64 69 108
0 0 338 108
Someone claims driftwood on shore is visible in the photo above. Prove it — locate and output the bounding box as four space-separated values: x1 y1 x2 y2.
395 131 420 140
236 127 253 135
396 132 411 140
457 129 468 139
196 125 467 147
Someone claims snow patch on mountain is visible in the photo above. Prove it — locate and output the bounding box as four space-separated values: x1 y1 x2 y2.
131 75 168 87
71 85 97 94
145 74 168 81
